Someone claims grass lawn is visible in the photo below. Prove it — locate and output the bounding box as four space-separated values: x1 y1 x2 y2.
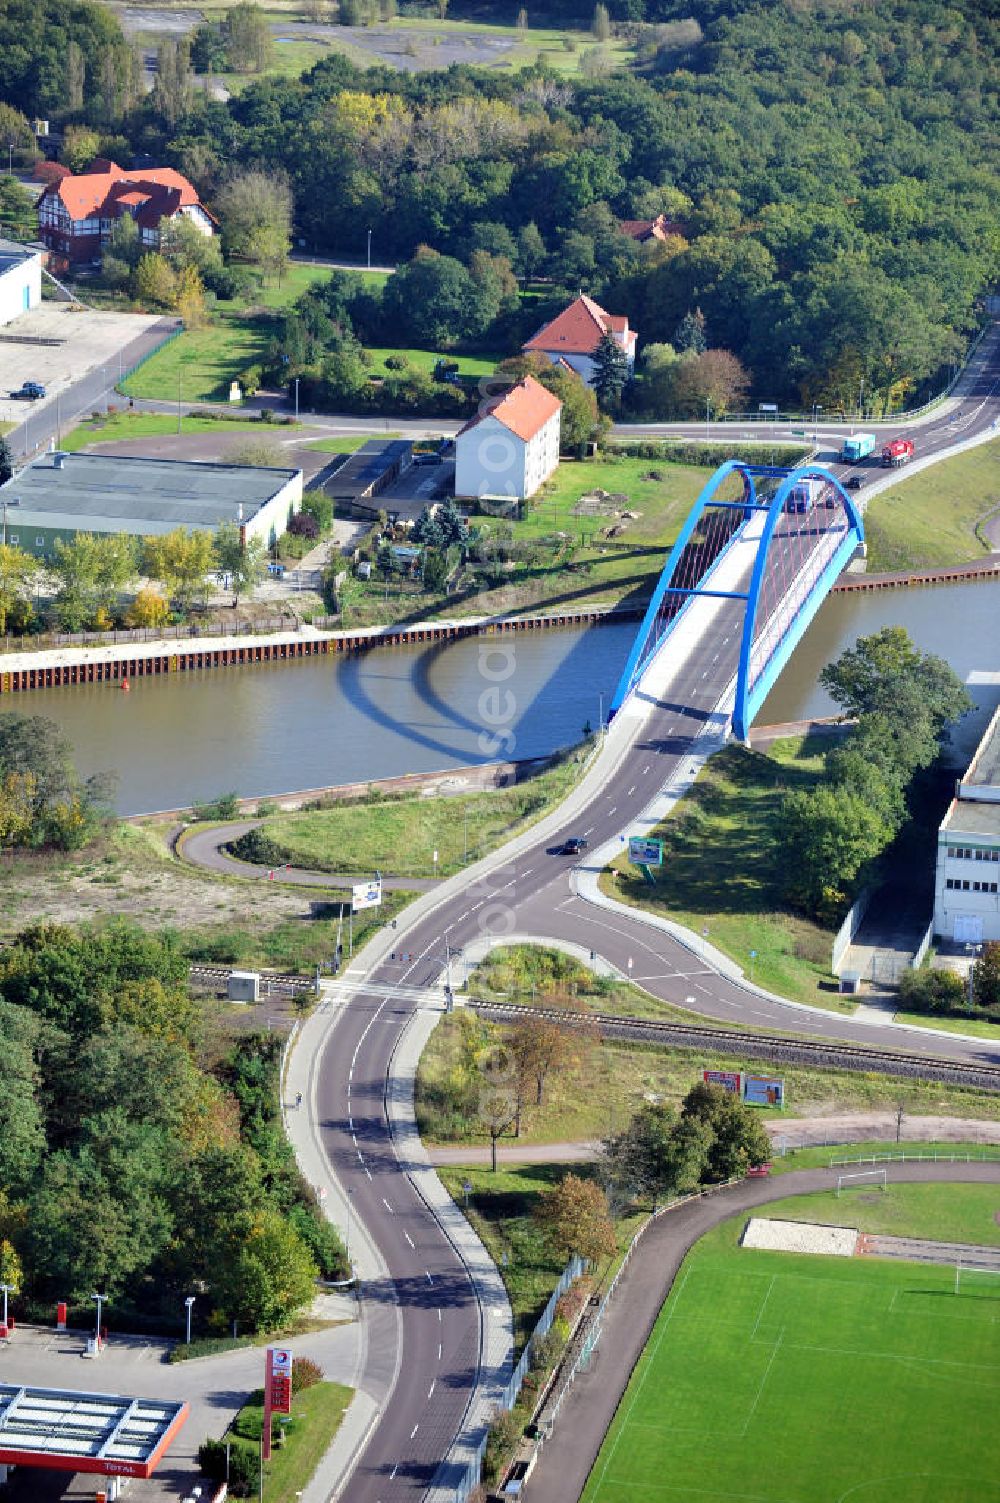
122 314 269 403
366 346 500 377
59 410 289 451
893 1008 1000 1040
249 743 593 878
581 1189 1000 1503
603 734 851 1011
864 435 1000 571
227 1381 353 1503
415 1011 1000 1149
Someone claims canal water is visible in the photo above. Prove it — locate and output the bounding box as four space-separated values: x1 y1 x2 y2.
22 579 1000 814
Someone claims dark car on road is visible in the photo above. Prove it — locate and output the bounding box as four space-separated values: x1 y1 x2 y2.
844 475 865 490
559 836 589 855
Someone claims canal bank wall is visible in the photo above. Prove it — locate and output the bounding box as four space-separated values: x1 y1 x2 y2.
0 603 642 694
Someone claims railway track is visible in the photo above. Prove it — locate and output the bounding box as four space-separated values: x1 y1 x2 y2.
187 962 311 994
471 1000 1000 1093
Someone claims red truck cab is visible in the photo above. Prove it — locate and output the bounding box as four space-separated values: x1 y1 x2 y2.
882 438 914 467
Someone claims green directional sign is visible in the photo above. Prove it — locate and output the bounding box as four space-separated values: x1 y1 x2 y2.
628 836 663 867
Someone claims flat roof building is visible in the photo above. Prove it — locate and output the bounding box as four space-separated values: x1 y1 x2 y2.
934 705 1000 945
325 439 413 508
0 450 302 557
0 237 43 328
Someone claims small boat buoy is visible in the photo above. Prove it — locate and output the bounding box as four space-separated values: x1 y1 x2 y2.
121 677 130 692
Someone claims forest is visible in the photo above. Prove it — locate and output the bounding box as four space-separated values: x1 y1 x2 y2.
1 0 998 406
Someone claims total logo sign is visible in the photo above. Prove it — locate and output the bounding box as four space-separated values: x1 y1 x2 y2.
268 1346 293 1415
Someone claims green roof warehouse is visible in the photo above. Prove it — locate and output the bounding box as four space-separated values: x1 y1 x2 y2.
0 450 303 558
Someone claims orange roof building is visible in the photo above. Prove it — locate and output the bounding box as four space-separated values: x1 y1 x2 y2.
618 213 686 244
455 375 563 503
37 161 215 265
522 294 637 386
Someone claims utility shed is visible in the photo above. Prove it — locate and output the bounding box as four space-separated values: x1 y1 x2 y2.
0 449 302 558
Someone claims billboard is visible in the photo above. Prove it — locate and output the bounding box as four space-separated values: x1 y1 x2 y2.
352 880 382 912
628 836 663 866
703 1069 741 1095
743 1075 785 1108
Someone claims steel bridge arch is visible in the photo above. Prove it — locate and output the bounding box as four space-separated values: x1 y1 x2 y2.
609 460 864 741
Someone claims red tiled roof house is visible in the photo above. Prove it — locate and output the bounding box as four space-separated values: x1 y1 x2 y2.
618 213 685 244
37 160 215 265
455 376 563 503
522 294 637 386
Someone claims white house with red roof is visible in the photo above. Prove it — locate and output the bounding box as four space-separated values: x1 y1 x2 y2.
37 160 215 265
522 293 637 385
455 376 562 503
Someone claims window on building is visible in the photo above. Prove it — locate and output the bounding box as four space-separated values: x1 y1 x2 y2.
8 534 18 545
35 536 44 546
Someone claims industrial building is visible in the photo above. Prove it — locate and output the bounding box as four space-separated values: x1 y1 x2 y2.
934 704 1000 945
0 238 43 328
0 450 302 558
325 439 413 511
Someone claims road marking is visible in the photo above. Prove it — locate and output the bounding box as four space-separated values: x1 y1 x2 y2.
427 1381 436 1399
365 1167 372 1180
348 1118 353 1132
357 1149 364 1161
426 1271 434 1284
437 1308 442 1321
383 1197 393 1213
348 1068 353 1081
583 827 594 836
352 1134 357 1146
404 1230 415 1248
410 1424 419 1439
390 1465 398 1479
607 806 616 816
470 900 484 911
438 1343 443 1360
521 867 533 877
643 765 650 774
627 786 635 796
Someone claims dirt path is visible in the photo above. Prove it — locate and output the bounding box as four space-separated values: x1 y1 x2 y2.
425 1112 1000 1164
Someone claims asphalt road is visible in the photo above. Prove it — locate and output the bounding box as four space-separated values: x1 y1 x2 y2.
320 323 1000 1503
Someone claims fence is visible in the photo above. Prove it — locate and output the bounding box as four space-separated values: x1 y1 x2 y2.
119 322 183 386
911 919 934 970
830 1149 1000 1167
831 885 874 976
449 1255 585 1503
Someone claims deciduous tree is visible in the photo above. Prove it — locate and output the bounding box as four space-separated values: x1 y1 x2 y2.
535 1172 616 1262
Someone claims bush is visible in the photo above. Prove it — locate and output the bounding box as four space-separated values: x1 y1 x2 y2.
288 511 319 539
897 966 967 1016
302 490 334 532
199 1437 260 1493
228 826 288 867
191 792 242 821
482 1407 523 1485
292 1355 324 1392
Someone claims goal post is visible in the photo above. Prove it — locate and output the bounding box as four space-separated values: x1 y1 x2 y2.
836 1169 887 1197
955 1257 1000 1296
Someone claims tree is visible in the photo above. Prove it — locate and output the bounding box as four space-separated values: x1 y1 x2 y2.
536 366 602 455
174 264 209 329
971 943 1000 1014
214 522 266 605
152 39 193 127
0 544 38 633
133 252 178 310
673 349 751 416
0 436 13 486
141 528 215 608
592 3 611 41
125 588 170 629
535 1173 616 1261
510 1018 572 1108
222 1 274 72
516 222 547 281
60 125 100 173
591 331 630 411
0 1238 22 1296
674 308 706 354
215 169 293 283
820 627 971 735
0 175 37 240
781 785 890 918
382 249 478 349
516 7 528 32
106 211 140 269
678 1082 771 1181
216 1210 318 1329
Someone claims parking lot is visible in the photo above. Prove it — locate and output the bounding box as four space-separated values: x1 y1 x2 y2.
0 304 165 429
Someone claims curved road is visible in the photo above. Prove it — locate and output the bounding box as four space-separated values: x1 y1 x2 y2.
180 326 1000 1502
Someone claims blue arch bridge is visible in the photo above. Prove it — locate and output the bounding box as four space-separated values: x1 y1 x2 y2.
610 461 865 740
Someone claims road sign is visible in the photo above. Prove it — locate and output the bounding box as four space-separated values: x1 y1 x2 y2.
628 836 663 867
352 880 382 911
758 403 778 412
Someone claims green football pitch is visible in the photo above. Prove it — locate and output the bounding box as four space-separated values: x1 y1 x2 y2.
581 1216 1000 1503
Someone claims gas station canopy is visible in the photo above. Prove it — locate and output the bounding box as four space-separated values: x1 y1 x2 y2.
0 1384 188 1478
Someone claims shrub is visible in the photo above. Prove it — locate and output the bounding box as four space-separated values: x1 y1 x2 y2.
288 511 319 539
126 588 170 629
228 826 288 866
292 1355 324 1392
897 966 967 1016
191 792 241 821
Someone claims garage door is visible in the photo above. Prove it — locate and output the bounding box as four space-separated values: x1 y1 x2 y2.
953 913 984 944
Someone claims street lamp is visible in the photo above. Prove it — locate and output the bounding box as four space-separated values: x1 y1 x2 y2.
1 498 19 547
294 376 299 421
366 228 372 270
812 402 822 433
6 144 12 177
184 1295 196 1344
91 1292 106 1348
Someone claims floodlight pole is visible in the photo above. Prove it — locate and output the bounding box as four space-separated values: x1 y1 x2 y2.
91 1291 106 1346
184 1295 195 1344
